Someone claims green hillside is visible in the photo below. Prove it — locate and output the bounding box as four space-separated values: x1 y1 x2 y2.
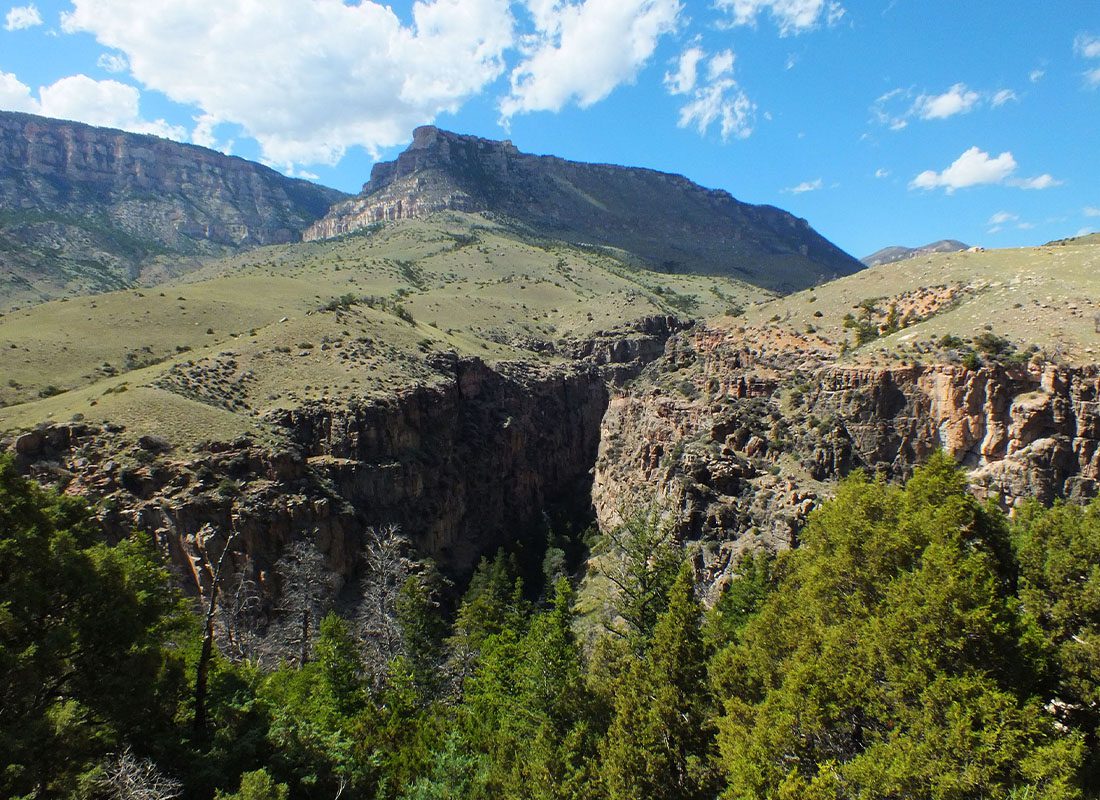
732 233 1100 365
0 212 769 444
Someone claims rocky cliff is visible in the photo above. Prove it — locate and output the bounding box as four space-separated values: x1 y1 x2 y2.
305 126 863 293
0 111 346 309
593 323 1100 599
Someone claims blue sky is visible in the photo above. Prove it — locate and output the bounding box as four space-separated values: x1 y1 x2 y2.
1 0 1098 258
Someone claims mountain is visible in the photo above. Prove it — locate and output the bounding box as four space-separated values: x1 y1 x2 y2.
306 126 863 293
861 238 968 267
0 111 346 310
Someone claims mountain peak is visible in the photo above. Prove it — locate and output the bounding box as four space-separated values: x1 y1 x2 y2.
861 239 969 267
307 128 862 293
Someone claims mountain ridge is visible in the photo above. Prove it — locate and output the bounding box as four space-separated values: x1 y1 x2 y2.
861 238 969 267
306 125 863 293
0 110 347 310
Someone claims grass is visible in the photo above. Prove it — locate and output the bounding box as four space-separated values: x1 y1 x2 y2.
0 212 770 446
729 233 1100 366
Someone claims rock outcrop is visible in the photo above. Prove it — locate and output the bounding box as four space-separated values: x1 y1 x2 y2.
0 111 346 309
306 126 863 293
593 323 1100 600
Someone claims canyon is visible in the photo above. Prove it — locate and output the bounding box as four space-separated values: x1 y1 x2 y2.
10 314 1100 619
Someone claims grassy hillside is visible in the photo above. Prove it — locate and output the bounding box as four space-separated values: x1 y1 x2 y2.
729 233 1100 366
0 212 769 444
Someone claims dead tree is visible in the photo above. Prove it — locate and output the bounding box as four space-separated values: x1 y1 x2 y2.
354 523 410 690
194 522 240 734
216 568 266 665
97 746 182 800
271 538 332 667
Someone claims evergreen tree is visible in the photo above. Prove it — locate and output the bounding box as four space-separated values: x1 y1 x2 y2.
0 456 188 798
1013 499 1100 788
463 579 600 800
712 454 1083 799
603 563 717 800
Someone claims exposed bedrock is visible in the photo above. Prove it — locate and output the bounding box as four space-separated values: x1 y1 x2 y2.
592 324 1100 600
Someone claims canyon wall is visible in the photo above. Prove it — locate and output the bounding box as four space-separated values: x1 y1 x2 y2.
593 324 1100 598
10 357 608 608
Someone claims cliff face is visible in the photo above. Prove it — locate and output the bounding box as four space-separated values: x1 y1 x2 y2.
10 355 610 617
593 324 1100 599
305 126 863 293
0 111 346 308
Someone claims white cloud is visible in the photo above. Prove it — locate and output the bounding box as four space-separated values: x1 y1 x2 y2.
1077 227 1096 237
785 177 822 193
62 0 516 166
1075 32 1100 59
664 46 704 95
1017 221 1035 230
708 49 735 80
874 167 889 178
501 0 681 118
1084 206 1100 218
874 83 1017 130
4 4 42 30
1029 68 1045 83
672 47 755 140
96 53 128 73
716 0 845 36
988 211 1017 225
911 147 1017 193
1009 173 1062 190
1076 33 1100 87
0 71 186 139
912 82 979 120
911 146 1061 194
0 71 37 112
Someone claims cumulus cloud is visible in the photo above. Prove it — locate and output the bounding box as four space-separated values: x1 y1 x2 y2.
664 45 704 95
0 71 186 139
0 71 37 111
716 0 845 36
672 47 755 140
874 167 889 178
785 177 822 193
990 89 1017 107
1029 68 1045 83
501 0 681 118
4 4 42 30
912 83 979 119
1085 206 1100 218
911 146 1060 194
62 0 516 166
